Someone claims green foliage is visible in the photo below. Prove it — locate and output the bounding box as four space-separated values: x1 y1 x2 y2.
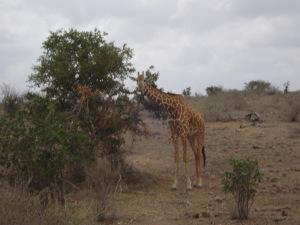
1 29 144 207
29 28 134 109
206 86 223 96
144 65 159 87
0 94 94 198
223 157 262 220
135 66 168 120
182 86 191 96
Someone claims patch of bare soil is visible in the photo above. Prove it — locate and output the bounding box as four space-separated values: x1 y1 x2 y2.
111 118 300 225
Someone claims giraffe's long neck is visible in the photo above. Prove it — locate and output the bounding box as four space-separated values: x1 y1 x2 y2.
143 84 177 112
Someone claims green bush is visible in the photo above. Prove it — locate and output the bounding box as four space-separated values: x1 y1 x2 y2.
244 80 280 95
182 86 191 96
222 157 263 220
206 86 223 96
0 94 94 203
134 66 168 120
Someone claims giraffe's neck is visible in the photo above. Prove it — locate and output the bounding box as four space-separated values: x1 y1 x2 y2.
143 84 177 112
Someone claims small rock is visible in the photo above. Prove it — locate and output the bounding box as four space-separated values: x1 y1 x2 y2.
214 213 220 217
193 213 200 219
270 177 278 183
202 212 211 218
281 210 288 217
97 213 105 222
273 217 285 222
214 196 223 203
240 124 247 129
185 200 192 206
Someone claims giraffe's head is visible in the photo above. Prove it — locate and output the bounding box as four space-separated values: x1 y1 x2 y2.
137 71 145 92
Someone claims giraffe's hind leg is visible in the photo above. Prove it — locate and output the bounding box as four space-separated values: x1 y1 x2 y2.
194 133 204 188
169 120 179 190
189 135 202 188
182 136 192 190
171 136 179 190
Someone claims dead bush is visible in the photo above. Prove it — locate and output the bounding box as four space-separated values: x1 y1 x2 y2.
121 163 157 190
202 91 247 122
0 83 23 116
85 158 122 221
287 93 300 122
289 126 300 137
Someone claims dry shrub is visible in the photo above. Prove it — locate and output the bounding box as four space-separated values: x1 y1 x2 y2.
287 93 300 122
85 158 120 218
190 90 300 122
200 91 247 122
121 163 157 190
289 125 300 138
0 188 91 225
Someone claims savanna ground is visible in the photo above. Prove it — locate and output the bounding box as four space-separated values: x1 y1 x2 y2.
1 92 300 225
107 112 300 225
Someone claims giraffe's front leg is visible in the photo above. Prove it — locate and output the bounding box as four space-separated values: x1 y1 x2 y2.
182 137 192 190
171 136 179 190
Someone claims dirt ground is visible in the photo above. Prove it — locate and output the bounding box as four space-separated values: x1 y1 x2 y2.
110 116 300 225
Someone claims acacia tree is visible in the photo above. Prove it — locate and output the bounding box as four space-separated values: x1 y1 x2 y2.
1 29 141 204
29 29 134 109
29 28 137 162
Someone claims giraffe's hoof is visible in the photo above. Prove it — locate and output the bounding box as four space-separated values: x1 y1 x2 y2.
171 186 177 191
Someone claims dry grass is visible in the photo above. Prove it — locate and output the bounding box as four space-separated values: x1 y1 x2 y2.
189 91 247 122
85 158 120 217
0 187 98 225
286 93 300 122
189 91 300 123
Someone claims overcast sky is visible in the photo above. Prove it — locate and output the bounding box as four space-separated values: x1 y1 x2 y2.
1 0 300 94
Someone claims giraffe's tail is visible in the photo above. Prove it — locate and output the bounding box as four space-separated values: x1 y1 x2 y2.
202 146 206 168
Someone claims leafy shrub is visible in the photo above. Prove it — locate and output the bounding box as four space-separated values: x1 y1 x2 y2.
0 94 94 204
134 66 168 120
222 157 263 220
244 80 280 95
206 86 223 96
182 86 191 96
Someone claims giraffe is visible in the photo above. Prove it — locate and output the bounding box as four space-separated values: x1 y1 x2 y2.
136 72 205 190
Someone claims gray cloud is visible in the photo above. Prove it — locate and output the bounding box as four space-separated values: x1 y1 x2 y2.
1 0 300 94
